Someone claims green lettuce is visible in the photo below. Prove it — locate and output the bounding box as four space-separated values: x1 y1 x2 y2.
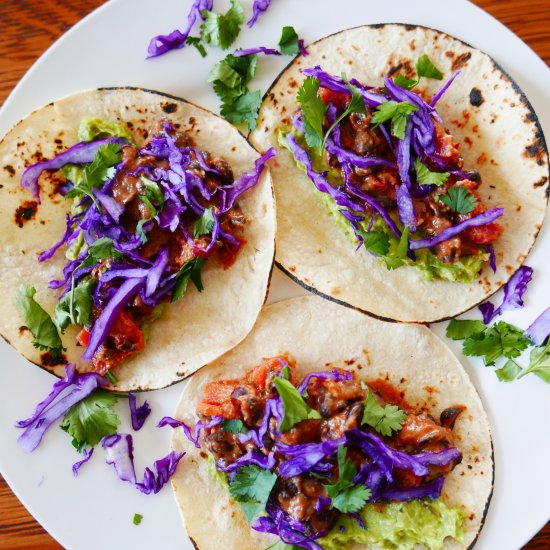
277 128 487 283
319 499 465 550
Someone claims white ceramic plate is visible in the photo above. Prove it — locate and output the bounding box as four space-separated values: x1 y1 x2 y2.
0 1 549 549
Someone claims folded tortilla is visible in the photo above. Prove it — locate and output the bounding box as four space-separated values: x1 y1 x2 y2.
250 24 549 323
171 295 493 549
0 87 275 391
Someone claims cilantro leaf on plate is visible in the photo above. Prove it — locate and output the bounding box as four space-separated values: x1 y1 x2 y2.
200 0 244 50
495 359 522 382
393 74 418 90
446 319 486 340
60 390 120 451
278 26 301 56
194 207 215 237
296 77 328 150
463 321 531 366
54 279 95 333
185 36 207 57
361 389 406 437
439 186 478 214
518 341 550 383
274 377 322 431
172 257 206 302
220 90 262 131
209 54 258 93
371 101 417 140
414 158 449 186
229 465 277 522
325 445 371 513
16 285 63 356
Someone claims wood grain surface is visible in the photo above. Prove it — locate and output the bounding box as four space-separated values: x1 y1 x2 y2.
0 0 548 549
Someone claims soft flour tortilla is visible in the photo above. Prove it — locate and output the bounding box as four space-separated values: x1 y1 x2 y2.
171 295 493 549
0 87 275 391
250 24 549 323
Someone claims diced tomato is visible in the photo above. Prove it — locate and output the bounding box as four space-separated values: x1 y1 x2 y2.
393 468 422 488
76 328 90 347
197 380 241 419
434 122 460 164
218 238 245 270
463 222 504 245
245 356 296 392
90 310 145 375
318 87 350 110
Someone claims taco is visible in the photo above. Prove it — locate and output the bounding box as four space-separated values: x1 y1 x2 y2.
170 295 493 549
250 24 549 323
0 87 275 391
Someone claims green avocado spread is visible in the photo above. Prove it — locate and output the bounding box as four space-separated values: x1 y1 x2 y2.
277 128 488 283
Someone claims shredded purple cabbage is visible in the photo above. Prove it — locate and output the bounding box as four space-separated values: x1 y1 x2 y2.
298 39 308 57
378 476 445 502
247 0 271 28
233 47 280 57
526 306 550 346
409 208 504 250
72 448 94 477
128 393 151 431
20 138 125 203
102 433 185 494
217 450 276 473
297 369 352 394
487 244 497 273
479 265 533 323
158 415 222 448
147 0 212 58
430 71 461 107
15 364 108 452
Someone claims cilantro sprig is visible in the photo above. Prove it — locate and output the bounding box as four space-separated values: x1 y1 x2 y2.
61 390 120 452
194 207 215 237
200 0 244 50
382 225 410 270
447 318 549 383
229 465 277 522
325 446 371 513
172 257 206 302
278 26 301 56
394 54 444 90
220 419 248 434
439 186 478 214
361 389 407 437
54 279 95 333
296 77 328 149
273 377 322 431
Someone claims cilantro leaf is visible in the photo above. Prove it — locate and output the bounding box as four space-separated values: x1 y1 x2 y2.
220 419 248 434
273 377 322 431
439 186 478 214
296 77 327 150
393 74 418 90
16 285 63 355
371 101 417 140
60 390 120 451
325 446 371 513
278 26 300 56
186 36 207 57
463 321 531 366
361 389 406 437
210 54 257 92
54 279 95 333
358 230 390 256
518 341 550 383
414 158 449 186
383 225 410 270
416 54 444 80
495 359 522 382
229 465 277 522
172 257 206 302
200 0 244 50
79 237 124 269
220 90 262 131
193 207 215 237
446 319 486 340
64 143 121 203
133 513 143 526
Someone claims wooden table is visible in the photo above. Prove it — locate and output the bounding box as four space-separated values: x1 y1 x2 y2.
0 0 548 548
